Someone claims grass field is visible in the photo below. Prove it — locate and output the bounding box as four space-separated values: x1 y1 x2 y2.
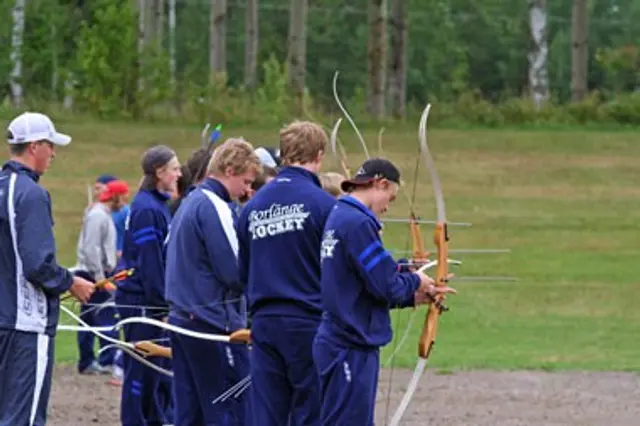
2 119 638 372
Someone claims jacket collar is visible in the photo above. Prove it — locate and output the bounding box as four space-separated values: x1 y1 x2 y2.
2 160 41 183
276 166 322 188
201 177 231 202
339 195 382 230
141 188 171 203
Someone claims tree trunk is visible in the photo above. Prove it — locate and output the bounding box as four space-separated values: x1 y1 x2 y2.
144 0 156 48
388 0 407 119
137 0 146 93
528 0 549 108
209 0 227 82
168 0 176 87
10 0 26 108
287 0 308 116
155 0 165 50
571 0 588 102
244 0 259 91
367 0 387 119
51 23 58 98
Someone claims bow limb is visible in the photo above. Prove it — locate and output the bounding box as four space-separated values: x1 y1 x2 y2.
114 316 251 344
389 104 451 426
332 71 370 158
59 305 173 377
329 118 352 178
60 305 133 350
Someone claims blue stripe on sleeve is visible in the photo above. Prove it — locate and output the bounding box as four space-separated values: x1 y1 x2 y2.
134 234 158 245
364 250 391 272
358 241 383 263
133 226 160 239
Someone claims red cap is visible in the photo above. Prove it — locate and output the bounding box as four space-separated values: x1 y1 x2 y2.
99 180 130 202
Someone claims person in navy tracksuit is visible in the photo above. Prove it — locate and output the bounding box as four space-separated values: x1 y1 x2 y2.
116 145 182 426
165 138 262 425
313 158 457 425
0 112 95 426
237 121 336 426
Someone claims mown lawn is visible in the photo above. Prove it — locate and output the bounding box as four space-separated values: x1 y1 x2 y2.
2 119 638 371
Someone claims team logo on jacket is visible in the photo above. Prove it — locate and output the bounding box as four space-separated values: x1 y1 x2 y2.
248 203 310 240
321 230 339 260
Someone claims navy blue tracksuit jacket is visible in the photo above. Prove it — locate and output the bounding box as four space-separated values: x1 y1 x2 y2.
313 195 421 425
115 188 173 426
0 160 73 426
237 166 336 426
165 178 249 425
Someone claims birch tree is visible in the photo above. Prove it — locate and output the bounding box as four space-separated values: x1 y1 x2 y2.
528 0 549 108
287 0 308 116
244 0 259 90
367 0 387 119
168 0 176 87
388 0 407 119
10 0 26 108
571 0 589 102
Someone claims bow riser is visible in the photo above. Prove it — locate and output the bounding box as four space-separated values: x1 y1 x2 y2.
418 222 449 359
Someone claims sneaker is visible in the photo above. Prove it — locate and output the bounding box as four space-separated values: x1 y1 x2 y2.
106 364 124 386
99 364 114 375
79 361 105 375
112 364 124 379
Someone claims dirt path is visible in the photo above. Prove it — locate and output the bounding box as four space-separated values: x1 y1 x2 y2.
49 365 640 425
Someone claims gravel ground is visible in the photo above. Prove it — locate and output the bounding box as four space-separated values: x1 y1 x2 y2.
48 365 640 425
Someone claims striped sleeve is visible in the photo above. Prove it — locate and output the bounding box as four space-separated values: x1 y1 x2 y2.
129 208 167 307
348 220 420 308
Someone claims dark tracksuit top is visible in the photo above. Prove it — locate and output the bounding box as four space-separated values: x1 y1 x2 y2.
115 188 173 426
0 160 73 336
237 166 336 320
316 195 421 350
237 166 336 426
164 178 250 425
116 189 172 309
165 178 246 333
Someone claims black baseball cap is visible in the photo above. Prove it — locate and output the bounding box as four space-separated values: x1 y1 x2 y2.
341 157 401 192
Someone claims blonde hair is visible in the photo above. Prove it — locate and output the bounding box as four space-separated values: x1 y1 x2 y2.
319 172 346 197
207 138 263 177
280 121 328 165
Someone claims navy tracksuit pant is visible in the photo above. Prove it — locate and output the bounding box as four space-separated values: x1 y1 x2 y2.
250 315 321 426
116 291 173 426
312 334 379 426
169 315 250 426
0 329 55 426
74 270 119 372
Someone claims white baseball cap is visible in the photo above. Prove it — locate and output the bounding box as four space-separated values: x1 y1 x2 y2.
254 147 278 168
6 112 71 146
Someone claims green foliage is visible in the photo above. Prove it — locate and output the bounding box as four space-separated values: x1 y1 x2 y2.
73 0 137 118
4 0 640 127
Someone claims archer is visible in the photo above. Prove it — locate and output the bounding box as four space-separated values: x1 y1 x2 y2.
314 157 457 425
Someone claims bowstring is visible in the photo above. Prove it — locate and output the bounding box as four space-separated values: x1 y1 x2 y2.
382 137 423 424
